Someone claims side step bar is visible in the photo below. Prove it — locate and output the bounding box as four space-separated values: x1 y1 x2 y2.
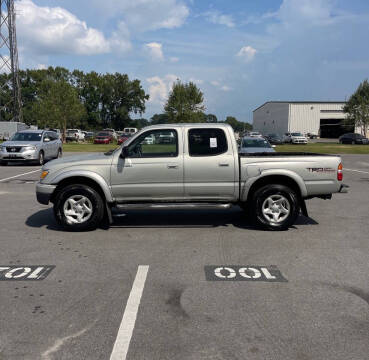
115 203 232 210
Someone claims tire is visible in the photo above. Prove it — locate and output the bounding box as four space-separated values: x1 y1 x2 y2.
351 140 355 145
38 151 44 166
56 148 62 159
251 184 300 231
53 184 105 231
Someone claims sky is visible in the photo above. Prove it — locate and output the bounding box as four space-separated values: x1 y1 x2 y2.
7 0 369 123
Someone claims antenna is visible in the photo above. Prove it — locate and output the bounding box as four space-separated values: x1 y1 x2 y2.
0 0 22 122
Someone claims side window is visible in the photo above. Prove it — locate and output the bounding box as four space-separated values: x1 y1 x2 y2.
127 129 178 158
188 128 228 156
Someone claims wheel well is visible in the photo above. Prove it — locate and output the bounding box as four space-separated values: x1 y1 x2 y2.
246 175 301 203
51 176 106 204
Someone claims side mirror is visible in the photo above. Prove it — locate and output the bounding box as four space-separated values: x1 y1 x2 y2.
44 137 50 143
120 146 129 158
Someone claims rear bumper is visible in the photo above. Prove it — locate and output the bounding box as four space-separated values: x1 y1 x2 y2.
36 183 57 205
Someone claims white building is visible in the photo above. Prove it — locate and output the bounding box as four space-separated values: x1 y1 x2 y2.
253 101 355 138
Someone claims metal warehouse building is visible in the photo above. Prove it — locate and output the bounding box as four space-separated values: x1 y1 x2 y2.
253 101 353 138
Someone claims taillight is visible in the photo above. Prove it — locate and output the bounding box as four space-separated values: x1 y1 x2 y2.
337 163 343 181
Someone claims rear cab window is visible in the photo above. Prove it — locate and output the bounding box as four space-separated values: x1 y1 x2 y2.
188 128 228 156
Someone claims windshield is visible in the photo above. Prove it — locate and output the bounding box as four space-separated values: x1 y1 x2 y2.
291 132 303 136
97 132 110 137
242 138 271 148
10 132 42 142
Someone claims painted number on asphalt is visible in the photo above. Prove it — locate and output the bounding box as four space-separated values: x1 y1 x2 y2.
0 265 55 281
205 265 287 282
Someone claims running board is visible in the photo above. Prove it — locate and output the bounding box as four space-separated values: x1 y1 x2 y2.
115 203 232 210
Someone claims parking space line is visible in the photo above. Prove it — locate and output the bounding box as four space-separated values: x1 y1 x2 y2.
345 168 369 175
0 169 41 183
110 265 149 360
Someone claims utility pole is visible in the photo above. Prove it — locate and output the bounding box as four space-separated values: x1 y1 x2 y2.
0 0 22 122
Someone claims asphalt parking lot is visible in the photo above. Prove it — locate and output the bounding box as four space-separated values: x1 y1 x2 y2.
0 153 368 360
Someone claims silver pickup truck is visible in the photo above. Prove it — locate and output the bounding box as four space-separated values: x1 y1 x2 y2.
36 123 348 231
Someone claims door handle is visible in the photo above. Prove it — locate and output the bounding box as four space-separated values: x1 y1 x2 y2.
218 163 229 167
167 165 179 169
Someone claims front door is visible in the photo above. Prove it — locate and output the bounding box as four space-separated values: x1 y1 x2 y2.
110 128 184 202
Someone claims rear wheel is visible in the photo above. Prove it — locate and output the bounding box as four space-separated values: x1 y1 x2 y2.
53 184 105 231
56 148 62 159
252 184 300 230
38 151 44 166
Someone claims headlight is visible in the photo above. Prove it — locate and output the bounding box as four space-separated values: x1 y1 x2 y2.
23 146 37 151
40 171 49 180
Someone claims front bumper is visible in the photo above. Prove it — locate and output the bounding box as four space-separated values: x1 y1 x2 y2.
0 149 39 161
36 183 57 205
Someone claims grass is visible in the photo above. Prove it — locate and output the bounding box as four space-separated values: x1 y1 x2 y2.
275 143 369 154
63 142 119 152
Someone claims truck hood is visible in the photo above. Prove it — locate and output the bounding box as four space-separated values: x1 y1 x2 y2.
45 151 116 169
1 141 40 147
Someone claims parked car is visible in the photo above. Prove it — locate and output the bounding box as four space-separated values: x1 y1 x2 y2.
36 123 348 232
290 132 308 144
306 133 318 139
265 134 283 145
283 132 292 143
248 131 263 138
83 131 95 140
94 132 113 144
0 130 62 166
118 133 132 145
103 129 117 140
123 127 138 135
339 133 369 144
239 137 276 154
66 129 85 142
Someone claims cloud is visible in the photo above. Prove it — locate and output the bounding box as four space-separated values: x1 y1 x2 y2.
146 74 178 104
189 78 203 85
210 81 220 87
210 80 231 92
144 42 164 61
236 46 257 62
204 10 235 28
169 57 179 63
0 55 11 73
91 0 189 32
16 0 111 56
220 85 232 92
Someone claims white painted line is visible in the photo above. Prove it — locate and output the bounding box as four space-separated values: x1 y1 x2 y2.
110 265 149 360
0 169 41 183
345 168 369 175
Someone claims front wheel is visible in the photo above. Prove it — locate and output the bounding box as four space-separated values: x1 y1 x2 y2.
252 184 300 231
53 184 105 231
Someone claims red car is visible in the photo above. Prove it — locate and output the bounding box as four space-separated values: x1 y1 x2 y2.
118 134 131 145
94 132 113 144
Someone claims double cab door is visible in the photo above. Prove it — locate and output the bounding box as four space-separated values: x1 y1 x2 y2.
110 128 184 201
110 126 237 202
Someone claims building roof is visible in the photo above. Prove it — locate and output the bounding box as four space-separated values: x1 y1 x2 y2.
253 101 347 112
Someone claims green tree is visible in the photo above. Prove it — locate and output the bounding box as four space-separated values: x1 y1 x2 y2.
31 79 86 142
164 81 205 122
205 113 218 123
344 79 369 136
224 116 252 133
150 113 169 124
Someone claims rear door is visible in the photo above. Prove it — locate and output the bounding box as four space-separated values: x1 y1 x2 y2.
110 128 184 201
183 127 237 201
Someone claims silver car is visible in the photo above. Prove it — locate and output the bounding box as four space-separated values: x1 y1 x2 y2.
0 130 62 166
239 136 276 154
